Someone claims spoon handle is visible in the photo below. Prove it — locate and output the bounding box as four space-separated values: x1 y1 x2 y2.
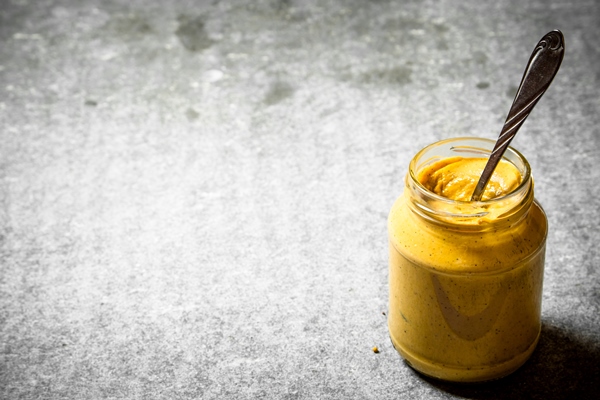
470 30 565 201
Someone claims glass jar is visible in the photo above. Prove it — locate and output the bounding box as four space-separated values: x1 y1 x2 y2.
388 137 547 383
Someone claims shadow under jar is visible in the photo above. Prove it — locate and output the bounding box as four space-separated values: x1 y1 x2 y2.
388 137 548 383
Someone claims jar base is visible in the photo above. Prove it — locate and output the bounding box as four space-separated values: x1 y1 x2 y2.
389 330 540 383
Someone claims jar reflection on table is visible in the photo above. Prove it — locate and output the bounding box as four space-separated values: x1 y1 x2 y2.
388 137 548 383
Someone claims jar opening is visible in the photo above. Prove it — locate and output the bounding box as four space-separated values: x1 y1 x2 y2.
406 137 533 227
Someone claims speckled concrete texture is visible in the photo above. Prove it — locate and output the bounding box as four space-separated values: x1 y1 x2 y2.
1 0 599 398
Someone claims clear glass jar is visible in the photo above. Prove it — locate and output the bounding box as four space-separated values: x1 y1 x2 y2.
388 137 547 382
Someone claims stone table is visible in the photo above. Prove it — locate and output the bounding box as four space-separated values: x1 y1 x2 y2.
1 0 599 398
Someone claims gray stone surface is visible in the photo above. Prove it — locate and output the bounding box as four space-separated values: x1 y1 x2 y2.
1 0 599 398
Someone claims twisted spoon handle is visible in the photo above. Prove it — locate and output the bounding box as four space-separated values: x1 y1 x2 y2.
471 30 565 201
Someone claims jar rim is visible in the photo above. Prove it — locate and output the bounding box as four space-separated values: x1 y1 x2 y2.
405 137 534 226
409 137 532 206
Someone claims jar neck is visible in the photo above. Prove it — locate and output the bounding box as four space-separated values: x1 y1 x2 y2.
405 137 534 231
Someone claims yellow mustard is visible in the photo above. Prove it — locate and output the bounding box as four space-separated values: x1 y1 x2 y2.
388 138 547 382
418 157 522 202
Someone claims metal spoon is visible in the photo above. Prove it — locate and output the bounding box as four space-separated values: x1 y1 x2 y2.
470 30 565 201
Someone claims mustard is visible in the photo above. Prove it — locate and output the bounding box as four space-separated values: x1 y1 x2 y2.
418 157 522 201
